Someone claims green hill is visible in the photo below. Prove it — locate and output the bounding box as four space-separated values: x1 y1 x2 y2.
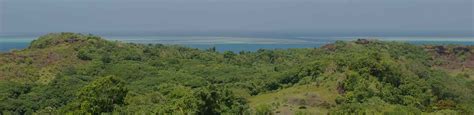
0 33 472 114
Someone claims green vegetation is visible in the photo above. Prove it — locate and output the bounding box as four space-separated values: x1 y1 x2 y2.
0 33 473 114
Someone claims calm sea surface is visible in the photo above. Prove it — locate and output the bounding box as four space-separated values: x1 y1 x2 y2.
1 36 473 52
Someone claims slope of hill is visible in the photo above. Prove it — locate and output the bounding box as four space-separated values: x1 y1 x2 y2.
0 33 472 114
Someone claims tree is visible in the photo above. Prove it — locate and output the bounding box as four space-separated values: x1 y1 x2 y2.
223 51 236 59
194 85 248 114
71 76 128 114
206 46 217 52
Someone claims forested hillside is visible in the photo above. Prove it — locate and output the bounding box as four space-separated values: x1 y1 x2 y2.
0 33 472 114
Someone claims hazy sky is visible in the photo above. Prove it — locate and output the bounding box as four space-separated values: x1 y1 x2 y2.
1 0 473 36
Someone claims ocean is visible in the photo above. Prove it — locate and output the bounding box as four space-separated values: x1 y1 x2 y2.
1 36 473 52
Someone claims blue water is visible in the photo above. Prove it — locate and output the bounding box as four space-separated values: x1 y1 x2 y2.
1 36 473 52
183 44 322 52
0 42 323 53
408 41 474 46
0 42 29 52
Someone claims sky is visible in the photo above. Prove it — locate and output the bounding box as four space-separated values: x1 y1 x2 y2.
0 0 473 36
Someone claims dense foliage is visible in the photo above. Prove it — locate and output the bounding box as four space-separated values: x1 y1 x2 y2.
0 33 472 114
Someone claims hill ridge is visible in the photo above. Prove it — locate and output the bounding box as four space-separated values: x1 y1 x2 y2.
0 33 472 114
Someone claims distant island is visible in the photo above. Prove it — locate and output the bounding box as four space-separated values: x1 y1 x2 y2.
0 33 472 114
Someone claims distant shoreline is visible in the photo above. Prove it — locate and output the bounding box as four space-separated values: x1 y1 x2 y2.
1 36 474 52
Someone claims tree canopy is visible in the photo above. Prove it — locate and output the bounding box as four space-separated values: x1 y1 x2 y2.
0 33 472 114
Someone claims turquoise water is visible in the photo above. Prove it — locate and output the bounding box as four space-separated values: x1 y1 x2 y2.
1 36 473 52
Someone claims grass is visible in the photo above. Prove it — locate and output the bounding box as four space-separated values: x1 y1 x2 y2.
441 67 474 81
248 83 339 114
